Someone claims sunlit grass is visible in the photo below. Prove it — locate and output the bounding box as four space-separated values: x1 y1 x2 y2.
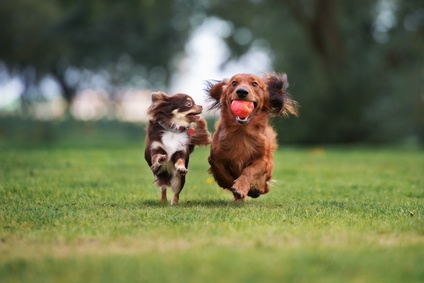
1 144 423 282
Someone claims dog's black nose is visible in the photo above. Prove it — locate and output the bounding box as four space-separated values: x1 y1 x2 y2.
236 88 248 98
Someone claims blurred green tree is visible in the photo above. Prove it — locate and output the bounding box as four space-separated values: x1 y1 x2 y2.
205 0 424 144
0 0 203 107
1 0 422 144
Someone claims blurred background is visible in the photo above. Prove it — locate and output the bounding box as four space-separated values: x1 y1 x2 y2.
0 0 423 146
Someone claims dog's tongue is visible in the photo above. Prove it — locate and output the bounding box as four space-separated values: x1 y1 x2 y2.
231 100 254 118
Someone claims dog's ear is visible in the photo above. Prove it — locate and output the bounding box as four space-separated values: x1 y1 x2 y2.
148 91 169 117
264 73 299 117
151 91 168 103
204 79 228 110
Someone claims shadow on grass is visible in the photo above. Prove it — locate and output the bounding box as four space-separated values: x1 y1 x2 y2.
138 199 248 208
90 199 254 209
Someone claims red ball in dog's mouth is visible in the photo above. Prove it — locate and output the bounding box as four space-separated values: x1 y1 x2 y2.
231 100 254 119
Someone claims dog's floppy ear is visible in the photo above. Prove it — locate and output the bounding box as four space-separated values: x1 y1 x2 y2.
151 91 168 103
204 79 228 110
264 73 299 117
148 91 169 117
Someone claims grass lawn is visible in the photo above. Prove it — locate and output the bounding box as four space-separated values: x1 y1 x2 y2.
0 143 423 282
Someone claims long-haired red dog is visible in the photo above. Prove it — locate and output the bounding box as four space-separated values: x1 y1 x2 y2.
145 92 211 205
206 73 298 201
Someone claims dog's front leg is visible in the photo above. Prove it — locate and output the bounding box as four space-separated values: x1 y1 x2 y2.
208 156 236 189
232 158 268 201
174 158 188 175
150 153 168 173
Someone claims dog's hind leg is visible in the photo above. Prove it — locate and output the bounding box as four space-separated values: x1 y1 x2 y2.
171 192 179 205
160 186 167 202
170 175 184 205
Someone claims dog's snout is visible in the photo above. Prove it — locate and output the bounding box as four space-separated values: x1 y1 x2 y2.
236 88 248 98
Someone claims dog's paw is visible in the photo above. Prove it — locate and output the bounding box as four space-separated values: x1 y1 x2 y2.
151 154 168 173
231 177 250 201
176 165 188 176
247 188 261 198
158 154 168 164
230 187 247 201
171 194 180 205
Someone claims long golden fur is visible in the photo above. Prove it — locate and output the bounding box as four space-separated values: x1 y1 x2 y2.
206 73 298 201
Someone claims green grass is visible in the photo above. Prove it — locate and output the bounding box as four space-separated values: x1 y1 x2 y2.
1 144 423 283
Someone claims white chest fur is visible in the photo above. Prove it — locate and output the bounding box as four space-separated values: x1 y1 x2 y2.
161 131 189 159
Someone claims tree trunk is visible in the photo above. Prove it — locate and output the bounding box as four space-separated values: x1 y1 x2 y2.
285 0 348 73
52 67 76 118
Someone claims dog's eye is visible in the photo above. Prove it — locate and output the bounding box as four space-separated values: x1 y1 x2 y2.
186 101 192 107
231 81 237 87
252 82 258 87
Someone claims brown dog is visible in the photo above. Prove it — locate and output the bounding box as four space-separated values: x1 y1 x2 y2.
206 73 298 201
145 92 211 204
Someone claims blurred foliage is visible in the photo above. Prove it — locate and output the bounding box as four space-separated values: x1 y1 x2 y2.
0 0 205 103
205 0 424 144
0 117 218 147
0 117 146 147
0 0 423 144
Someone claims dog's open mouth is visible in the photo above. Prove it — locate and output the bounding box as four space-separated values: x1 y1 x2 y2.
231 100 256 124
235 115 252 124
186 112 201 121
